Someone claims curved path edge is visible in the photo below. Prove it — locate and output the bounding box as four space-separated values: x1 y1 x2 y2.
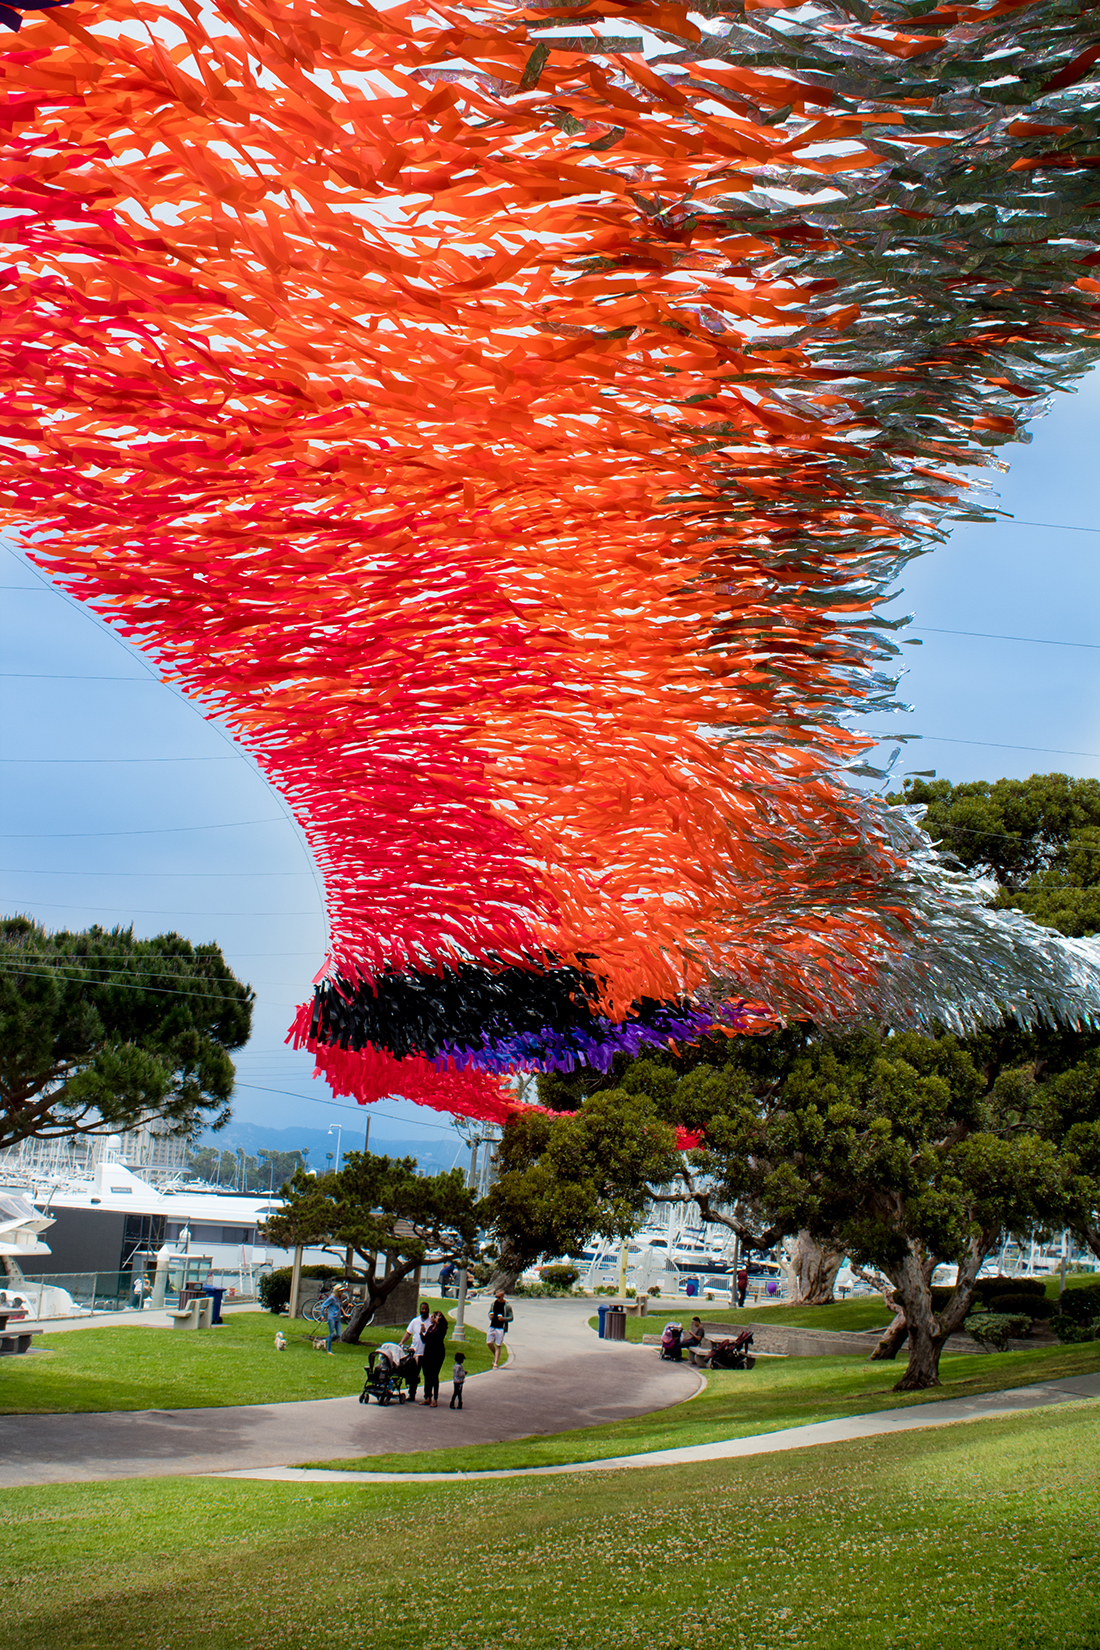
206 1371 1100 1484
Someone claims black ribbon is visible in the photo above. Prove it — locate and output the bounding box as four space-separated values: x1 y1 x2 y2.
0 2 73 33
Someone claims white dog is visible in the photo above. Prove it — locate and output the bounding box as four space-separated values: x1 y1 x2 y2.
274 1331 287 1351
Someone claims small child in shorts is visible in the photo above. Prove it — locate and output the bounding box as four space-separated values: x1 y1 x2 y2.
449 1352 466 1409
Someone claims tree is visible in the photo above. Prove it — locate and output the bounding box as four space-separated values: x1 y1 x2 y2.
643 1029 1081 1388
186 1145 307 1189
482 1088 681 1290
259 1151 482 1342
890 773 1100 935
0 916 253 1152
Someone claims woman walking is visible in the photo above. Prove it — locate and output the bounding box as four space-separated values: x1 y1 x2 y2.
318 1285 345 1356
419 1310 448 1406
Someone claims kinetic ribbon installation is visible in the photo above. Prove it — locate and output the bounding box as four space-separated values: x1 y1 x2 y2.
4 0 1100 1123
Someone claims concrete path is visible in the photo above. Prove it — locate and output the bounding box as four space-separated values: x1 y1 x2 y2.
211 1370 1100 1484
0 1299 700 1488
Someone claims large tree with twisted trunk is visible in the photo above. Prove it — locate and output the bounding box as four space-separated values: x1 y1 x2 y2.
261 1152 482 1341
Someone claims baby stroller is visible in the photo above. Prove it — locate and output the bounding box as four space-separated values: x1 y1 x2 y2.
359 1342 416 1405
659 1322 684 1361
708 1329 755 1370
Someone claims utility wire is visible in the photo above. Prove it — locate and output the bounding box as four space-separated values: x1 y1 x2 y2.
0 957 278 1004
228 1081 468 1134
0 818 286 838
922 626 1100 651
0 866 314 877
866 732 1100 760
0 756 241 764
0 898 321 917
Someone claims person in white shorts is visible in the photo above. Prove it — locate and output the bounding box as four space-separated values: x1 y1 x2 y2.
486 1290 513 1368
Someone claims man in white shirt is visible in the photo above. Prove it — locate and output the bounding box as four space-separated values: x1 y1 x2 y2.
400 1302 431 1403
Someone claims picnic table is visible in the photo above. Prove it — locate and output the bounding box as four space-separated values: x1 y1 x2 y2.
0 1308 43 1355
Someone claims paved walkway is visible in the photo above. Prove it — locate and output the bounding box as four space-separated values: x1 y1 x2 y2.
0 1299 700 1488
213 1370 1100 1484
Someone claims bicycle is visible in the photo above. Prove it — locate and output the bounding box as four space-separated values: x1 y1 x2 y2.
305 1291 355 1323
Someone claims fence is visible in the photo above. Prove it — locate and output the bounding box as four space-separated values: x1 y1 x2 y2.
11 1271 132 1315
8 1268 258 1317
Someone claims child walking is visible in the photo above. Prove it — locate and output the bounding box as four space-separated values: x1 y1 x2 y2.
449 1352 466 1409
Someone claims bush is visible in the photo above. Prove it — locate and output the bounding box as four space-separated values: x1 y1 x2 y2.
1052 1285 1100 1325
964 1312 1031 1352
258 1264 344 1314
1050 1316 1098 1344
974 1276 1046 1303
539 1264 580 1289
986 1293 1054 1321
648 1285 662 1297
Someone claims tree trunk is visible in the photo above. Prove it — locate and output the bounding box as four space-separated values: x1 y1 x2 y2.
883 1245 944 1390
869 1311 908 1361
786 1231 845 1305
486 1237 526 1295
892 1318 946 1391
340 1257 416 1344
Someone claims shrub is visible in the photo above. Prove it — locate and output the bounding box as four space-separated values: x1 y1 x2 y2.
625 1287 637 1299
258 1264 344 1314
964 1312 1031 1352
1050 1316 1098 1344
539 1264 580 1289
648 1285 662 1297
1052 1285 1100 1325
986 1293 1054 1321
974 1276 1046 1303
595 1285 617 1296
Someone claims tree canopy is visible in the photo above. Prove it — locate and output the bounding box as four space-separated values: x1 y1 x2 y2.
186 1145 306 1191
663 1028 1086 1387
260 1150 481 1340
483 1087 681 1287
527 1014 1100 1388
890 773 1100 935
0 916 253 1153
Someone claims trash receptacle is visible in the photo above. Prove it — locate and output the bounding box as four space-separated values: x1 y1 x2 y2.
203 1286 226 1325
597 1303 609 1339
605 1305 626 1341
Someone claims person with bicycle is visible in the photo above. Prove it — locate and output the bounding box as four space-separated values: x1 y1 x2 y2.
318 1284 346 1355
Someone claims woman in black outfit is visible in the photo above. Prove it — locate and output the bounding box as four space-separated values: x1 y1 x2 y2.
420 1311 448 1407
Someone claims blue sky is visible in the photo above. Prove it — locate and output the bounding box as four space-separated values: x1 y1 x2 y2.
2 370 1098 1144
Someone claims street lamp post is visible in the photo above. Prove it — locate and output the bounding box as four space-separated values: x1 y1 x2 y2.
451 1136 481 1343
328 1124 342 1174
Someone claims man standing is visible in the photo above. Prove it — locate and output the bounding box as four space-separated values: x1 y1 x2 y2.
736 1266 749 1310
401 1300 432 1401
486 1290 513 1369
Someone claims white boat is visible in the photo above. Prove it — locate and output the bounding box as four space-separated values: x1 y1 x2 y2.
3 1149 326 1314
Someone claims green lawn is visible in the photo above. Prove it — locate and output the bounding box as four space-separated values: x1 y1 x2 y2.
620 1297 892 1335
306 1338 1100 1473
0 1300 498 1414
3 1402 1098 1649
